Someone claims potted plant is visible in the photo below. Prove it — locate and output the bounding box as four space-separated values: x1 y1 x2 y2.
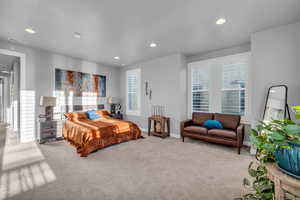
241 106 300 199
275 106 300 177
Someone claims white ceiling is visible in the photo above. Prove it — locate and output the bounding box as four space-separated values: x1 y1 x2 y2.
0 0 300 67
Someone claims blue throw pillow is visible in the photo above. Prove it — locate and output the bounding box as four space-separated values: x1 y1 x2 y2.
203 120 223 129
86 110 101 120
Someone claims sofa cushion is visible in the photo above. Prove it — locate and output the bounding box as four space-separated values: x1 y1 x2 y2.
208 129 237 140
203 120 223 129
192 112 214 125
214 113 240 130
184 126 208 135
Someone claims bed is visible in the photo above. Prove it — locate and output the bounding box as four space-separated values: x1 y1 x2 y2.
63 109 142 157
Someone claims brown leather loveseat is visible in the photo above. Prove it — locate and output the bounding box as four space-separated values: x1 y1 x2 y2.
181 112 244 154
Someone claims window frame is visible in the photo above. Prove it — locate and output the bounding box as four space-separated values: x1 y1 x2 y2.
188 52 251 122
126 68 141 116
191 64 210 113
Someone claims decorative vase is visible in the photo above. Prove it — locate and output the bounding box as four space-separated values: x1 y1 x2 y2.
275 142 300 177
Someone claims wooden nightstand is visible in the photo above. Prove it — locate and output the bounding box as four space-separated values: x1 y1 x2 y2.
148 116 170 138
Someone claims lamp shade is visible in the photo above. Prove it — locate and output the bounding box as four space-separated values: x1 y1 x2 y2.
40 96 57 107
107 97 120 104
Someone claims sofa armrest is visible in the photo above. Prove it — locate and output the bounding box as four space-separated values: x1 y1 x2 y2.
180 120 193 136
236 124 245 147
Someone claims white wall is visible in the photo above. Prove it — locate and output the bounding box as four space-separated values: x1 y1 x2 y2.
120 54 187 137
187 43 251 63
0 40 121 141
251 22 300 122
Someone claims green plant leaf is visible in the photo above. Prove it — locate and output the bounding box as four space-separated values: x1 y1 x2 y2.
251 129 259 136
285 124 300 135
248 168 257 178
292 105 300 111
267 131 286 141
262 144 276 153
250 135 261 148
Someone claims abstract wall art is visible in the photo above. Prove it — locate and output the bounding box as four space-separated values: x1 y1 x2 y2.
55 69 106 97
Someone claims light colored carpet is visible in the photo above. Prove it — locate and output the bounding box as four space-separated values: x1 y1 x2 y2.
0 126 253 200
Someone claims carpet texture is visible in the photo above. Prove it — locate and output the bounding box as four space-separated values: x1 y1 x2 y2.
0 126 253 200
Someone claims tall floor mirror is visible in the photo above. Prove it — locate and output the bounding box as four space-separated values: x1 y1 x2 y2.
263 85 290 122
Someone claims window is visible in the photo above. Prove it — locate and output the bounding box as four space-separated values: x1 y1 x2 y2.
191 66 209 112
126 68 141 116
188 52 250 119
222 63 247 115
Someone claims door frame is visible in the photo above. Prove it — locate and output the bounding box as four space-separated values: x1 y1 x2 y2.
0 48 26 131
0 77 4 122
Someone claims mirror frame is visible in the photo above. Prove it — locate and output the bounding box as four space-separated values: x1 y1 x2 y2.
262 85 289 121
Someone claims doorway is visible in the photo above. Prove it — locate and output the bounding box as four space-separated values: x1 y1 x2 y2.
0 53 20 131
0 78 3 122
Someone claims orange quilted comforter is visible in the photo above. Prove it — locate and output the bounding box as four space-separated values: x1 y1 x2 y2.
63 111 142 157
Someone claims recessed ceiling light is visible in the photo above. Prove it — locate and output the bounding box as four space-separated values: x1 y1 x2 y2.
216 18 226 25
74 32 81 38
114 56 120 60
150 43 157 48
25 28 36 34
121 64 125 66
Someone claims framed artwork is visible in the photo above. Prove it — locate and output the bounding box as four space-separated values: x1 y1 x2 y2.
55 68 106 97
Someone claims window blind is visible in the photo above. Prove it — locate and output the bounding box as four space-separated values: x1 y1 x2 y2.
127 73 138 111
126 68 141 115
221 63 247 115
191 67 209 112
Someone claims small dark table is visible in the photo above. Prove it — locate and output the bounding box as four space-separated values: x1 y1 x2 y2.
38 120 58 144
148 116 170 138
110 113 123 120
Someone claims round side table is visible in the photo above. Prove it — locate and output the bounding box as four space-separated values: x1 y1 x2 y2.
266 163 300 199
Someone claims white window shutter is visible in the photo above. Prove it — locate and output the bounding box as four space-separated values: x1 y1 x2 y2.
126 68 141 116
191 67 209 112
221 63 247 115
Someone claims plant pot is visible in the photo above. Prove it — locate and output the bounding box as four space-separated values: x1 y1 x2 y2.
275 142 300 176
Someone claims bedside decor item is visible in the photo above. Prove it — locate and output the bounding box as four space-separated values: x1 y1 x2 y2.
110 113 123 120
39 96 57 121
107 97 121 114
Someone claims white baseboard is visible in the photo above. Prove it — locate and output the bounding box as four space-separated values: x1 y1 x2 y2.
170 133 180 138
140 128 147 132
243 141 251 147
